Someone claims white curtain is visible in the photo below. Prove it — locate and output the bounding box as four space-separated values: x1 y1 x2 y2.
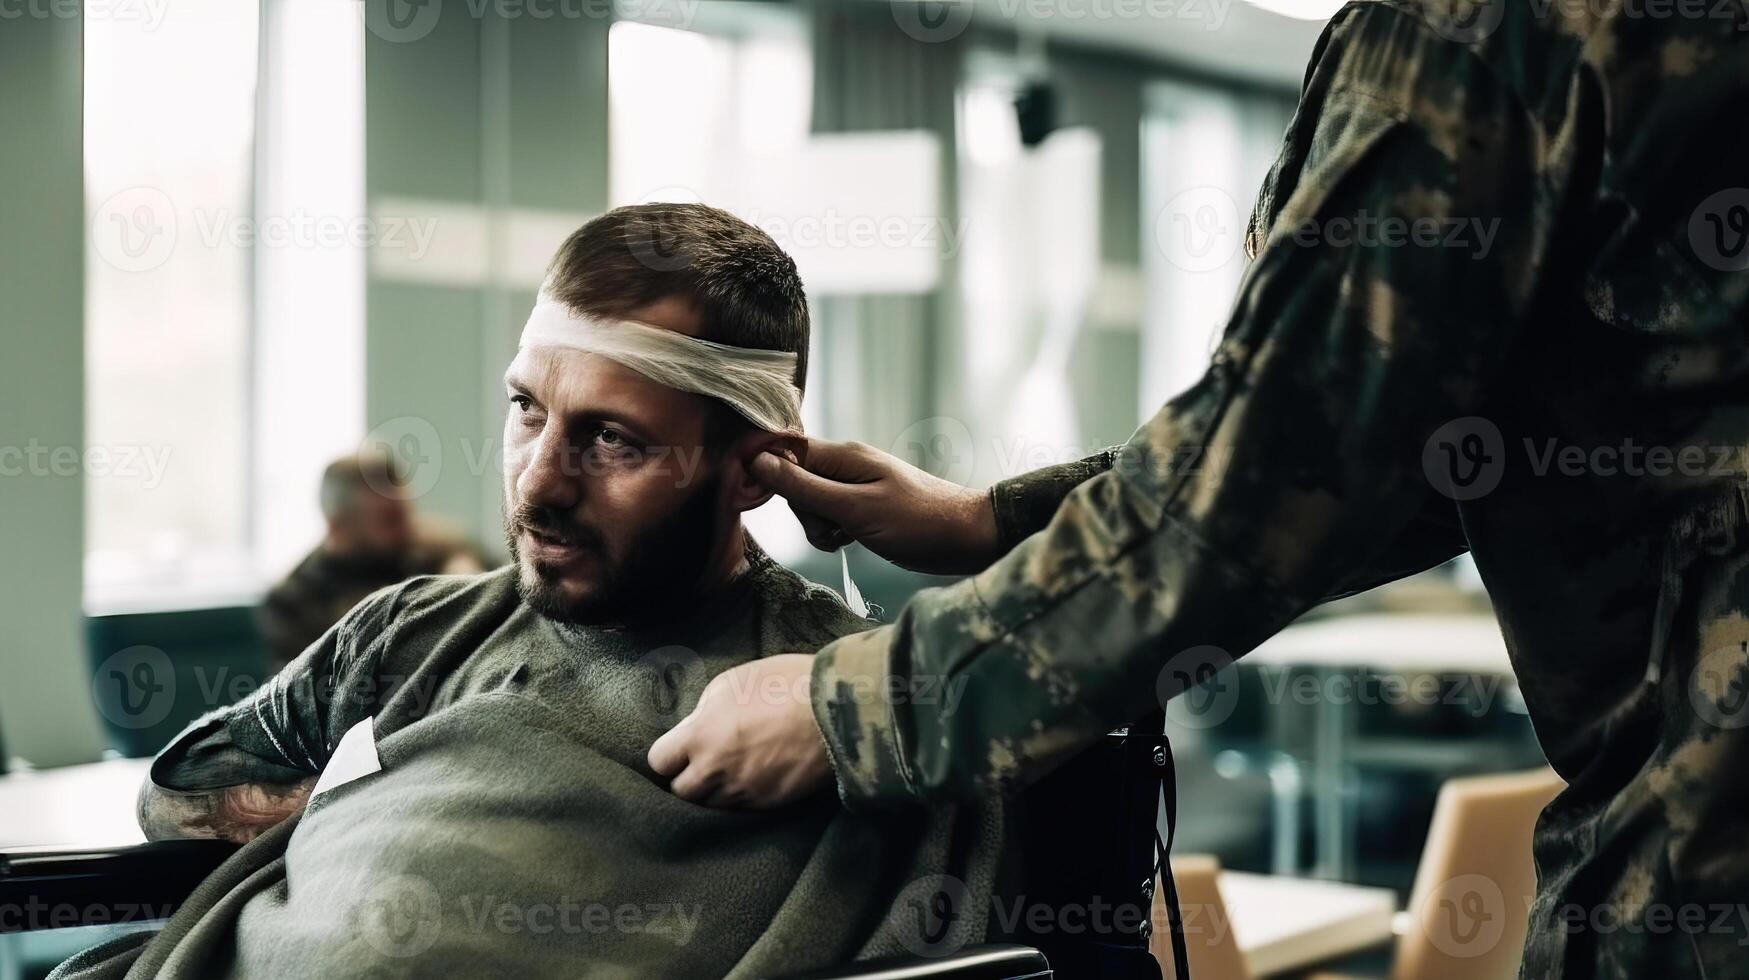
1141 81 1295 411
808 0 963 459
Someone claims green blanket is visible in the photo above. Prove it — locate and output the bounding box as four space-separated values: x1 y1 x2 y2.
55 551 1005 979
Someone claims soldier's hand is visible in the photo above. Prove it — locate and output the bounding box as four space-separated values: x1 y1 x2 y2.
647 655 831 809
748 438 1000 575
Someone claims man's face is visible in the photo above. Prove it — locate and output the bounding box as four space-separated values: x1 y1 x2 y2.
330 490 412 559
351 492 413 556
501 298 734 625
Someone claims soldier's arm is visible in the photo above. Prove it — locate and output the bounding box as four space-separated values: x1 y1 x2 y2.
809 4 1560 808
988 448 1466 601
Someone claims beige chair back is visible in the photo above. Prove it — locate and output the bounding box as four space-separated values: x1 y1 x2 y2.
1391 767 1564 980
1152 855 1253 980
1150 768 1562 980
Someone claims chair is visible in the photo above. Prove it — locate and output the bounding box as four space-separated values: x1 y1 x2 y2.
0 724 1189 979
1145 767 1564 980
1385 767 1563 980
1150 857 1250 980
84 605 269 759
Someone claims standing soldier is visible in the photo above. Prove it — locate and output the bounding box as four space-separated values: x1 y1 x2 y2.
649 1 1749 975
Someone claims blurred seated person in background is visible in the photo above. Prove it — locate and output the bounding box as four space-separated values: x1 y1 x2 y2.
257 451 485 672
52 205 1006 980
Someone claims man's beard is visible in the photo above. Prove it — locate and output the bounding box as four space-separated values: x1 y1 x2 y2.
503 477 723 627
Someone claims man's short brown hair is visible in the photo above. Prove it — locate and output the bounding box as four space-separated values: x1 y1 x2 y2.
543 203 810 394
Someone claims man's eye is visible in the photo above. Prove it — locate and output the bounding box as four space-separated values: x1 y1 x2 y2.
591 428 644 459
508 395 545 430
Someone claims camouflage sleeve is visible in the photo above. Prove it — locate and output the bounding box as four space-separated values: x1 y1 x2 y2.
989 450 1120 551
810 4 1554 808
990 451 1466 599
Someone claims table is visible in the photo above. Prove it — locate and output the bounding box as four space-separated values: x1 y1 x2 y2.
1244 614 1514 880
0 758 150 849
1219 870 1397 976
1246 614 1512 676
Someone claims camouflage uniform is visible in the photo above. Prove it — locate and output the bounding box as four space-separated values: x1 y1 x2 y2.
810 1 1749 976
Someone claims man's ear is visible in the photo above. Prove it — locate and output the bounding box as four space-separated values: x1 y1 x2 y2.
723 431 805 514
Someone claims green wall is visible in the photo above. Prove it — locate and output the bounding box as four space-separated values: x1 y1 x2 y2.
365 10 609 557
0 10 106 767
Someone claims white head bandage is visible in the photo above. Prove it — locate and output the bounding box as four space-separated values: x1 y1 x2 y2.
518 294 804 433
519 291 871 617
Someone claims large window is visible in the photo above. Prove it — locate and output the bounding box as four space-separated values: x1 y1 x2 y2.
608 15 812 210
83 0 259 604
83 0 364 609
1141 80 1293 409
608 10 818 563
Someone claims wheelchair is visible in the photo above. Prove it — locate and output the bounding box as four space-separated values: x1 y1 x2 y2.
1 718 1189 980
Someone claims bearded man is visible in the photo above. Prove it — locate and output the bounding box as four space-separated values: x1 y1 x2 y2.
56 204 1004 980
